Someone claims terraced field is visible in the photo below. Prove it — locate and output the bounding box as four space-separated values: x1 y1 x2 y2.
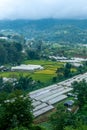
0 60 64 83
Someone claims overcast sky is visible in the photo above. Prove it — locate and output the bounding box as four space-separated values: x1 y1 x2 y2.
0 0 87 20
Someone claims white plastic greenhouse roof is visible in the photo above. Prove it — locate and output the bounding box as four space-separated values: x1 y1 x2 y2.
30 72 87 118
11 64 43 71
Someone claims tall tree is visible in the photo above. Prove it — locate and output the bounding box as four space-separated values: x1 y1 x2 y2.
0 90 33 130
50 105 68 130
65 123 87 130
15 75 33 91
64 63 72 78
72 80 87 109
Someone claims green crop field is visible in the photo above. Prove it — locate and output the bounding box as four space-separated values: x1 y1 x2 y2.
0 60 64 84
23 60 64 66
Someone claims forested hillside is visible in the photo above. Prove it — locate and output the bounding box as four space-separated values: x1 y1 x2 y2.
0 19 87 43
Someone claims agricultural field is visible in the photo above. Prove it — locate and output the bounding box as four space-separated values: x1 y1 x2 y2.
0 60 64 84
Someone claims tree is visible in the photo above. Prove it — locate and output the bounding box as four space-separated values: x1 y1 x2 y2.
77 65 84 74
2 81 13 93
0 40 23 65
56 63 72 79
72 80 87 109
15 75 34 91
11 125 46 130
52 76 57 82
27 49 40 60
56 67 64 78
50 104 79 130
0 90 33 130
0 44 7 64
11 126 28 130
0 77 3 90
65 123 87 130
50 105 68 130
14 42 22 52
64 63 72 78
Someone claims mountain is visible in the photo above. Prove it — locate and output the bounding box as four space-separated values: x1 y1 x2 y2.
0 19 87 43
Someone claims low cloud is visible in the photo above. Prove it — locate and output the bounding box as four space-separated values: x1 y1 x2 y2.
0 0 87 19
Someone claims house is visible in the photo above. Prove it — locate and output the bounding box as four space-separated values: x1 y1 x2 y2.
64 100 74 107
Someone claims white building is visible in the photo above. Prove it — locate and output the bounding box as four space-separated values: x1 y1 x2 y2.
11 64 44 71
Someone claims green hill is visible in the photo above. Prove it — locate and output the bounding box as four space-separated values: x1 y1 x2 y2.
0 19 87 43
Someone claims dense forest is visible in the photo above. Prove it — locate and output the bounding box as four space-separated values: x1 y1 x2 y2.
1 19 87 43
0 40 23 65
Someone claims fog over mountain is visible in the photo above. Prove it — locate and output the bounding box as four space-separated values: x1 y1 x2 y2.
0 0 87 20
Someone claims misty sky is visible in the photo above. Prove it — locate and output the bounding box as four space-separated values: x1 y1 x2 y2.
0 0 87 19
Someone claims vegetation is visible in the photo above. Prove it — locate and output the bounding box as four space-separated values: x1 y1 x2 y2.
65 123 87 130
56 63 72 79
0 60 64 89
0 74 42 93
1 59 87 92
47 80 87 130
1 19 87 44
1 19 87 130
0 90 46 130
1 79 87 130
0 90 33 130
0 40 23 65
50 105 68 130
72 80 87 112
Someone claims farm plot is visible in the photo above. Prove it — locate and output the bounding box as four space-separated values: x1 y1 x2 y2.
30 72 87 118
30 84 72 117
0 60 64 84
